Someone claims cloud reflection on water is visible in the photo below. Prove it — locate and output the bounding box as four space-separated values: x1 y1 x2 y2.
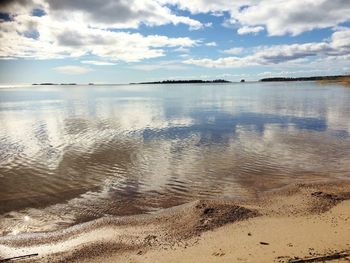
0 82 350 235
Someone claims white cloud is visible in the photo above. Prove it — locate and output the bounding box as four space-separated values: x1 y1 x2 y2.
235 0 350 36
158 0 247 14
81 60 116 66
162 0 350 36
222 47 244 55
0 13 197 62
173 47 191 53
237 26 264 35
184 28 350 68
0 0 203 30
1 1 350 39
0 0 201 63
331 28 350 50
204 22 213 28
205 42 217 47
0 0 39 14
1 0 350 67
53 65 93 74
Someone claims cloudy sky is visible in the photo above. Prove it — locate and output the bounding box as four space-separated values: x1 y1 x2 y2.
0 0 350 84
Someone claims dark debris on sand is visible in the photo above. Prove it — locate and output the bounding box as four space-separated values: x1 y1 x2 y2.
194 202 259 233
310 191 350 213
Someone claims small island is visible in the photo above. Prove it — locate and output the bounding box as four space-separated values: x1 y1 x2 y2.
32 83 77 85
131 79 231 84
32 83 56 85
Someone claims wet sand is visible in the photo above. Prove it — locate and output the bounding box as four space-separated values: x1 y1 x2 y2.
0 180 350 263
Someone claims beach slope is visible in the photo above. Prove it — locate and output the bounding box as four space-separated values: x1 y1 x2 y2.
0 181 350 263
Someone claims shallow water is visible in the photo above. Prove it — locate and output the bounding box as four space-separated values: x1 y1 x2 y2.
0 82 350 235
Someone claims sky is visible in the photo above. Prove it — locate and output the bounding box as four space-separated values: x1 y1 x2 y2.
0 0 350 84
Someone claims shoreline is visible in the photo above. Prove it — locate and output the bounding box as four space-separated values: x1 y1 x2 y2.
0 180 350 262
318 76 350 86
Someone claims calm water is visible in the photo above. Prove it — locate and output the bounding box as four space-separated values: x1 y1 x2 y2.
1 82 350 235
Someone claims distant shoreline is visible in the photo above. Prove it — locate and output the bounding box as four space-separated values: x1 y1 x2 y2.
130 79 232 84
32 83 78 86
31 80 233 86
259 74 350 82
30 75 350 86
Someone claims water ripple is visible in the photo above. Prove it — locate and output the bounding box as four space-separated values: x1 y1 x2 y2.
0 82 350 235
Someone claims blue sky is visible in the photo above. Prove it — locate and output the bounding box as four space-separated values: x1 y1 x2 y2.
0 0 350 84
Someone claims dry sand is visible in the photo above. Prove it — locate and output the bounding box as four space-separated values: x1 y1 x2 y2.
318 76 350 86
0 180 350 262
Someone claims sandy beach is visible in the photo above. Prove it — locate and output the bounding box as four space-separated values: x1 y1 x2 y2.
318 76 350 86
0 180 349 263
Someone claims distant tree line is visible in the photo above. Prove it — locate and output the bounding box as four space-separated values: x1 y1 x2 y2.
133 79 231 84
33 83 77 85
260 75 350 82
